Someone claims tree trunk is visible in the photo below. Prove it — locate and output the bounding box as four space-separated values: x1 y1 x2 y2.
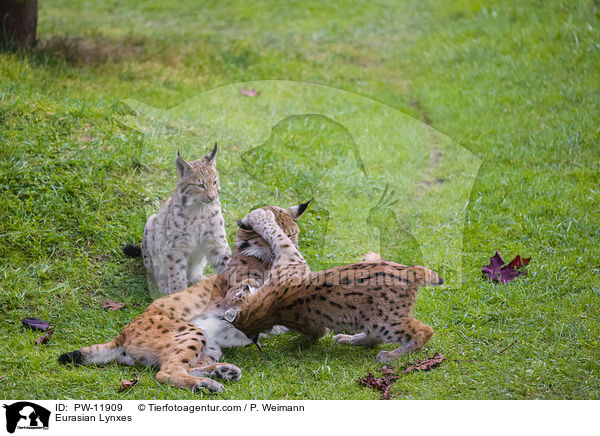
0 0 38 48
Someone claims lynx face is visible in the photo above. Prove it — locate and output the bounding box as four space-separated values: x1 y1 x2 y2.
176 145 220 205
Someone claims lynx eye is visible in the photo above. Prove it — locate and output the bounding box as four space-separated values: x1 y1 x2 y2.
213 181 217 186
198 183 206 189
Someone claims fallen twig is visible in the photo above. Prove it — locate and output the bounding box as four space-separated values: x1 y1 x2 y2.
497 339 518 354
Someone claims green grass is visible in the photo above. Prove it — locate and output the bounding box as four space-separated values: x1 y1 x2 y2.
1 0 599 400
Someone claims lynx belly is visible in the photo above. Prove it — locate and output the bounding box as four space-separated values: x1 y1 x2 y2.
192 311 252 349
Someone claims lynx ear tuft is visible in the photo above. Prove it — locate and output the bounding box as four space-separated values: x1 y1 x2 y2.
286 198 313 221
206 142 218 166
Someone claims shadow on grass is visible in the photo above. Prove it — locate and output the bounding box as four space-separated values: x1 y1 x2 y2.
6 34 148 67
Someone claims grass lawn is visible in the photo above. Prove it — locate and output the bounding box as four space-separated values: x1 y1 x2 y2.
1 0 599 400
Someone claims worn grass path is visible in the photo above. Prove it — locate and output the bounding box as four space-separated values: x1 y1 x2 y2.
0 0 598 399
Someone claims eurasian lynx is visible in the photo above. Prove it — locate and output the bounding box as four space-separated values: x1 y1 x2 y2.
124 144 231 295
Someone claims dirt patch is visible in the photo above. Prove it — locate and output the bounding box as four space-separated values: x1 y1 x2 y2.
36 35 145 65
409 99 432 126
419 147 446 190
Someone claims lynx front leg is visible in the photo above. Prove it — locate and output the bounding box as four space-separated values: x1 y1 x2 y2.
242 208 309 281
189 257 208 284
333 332 380 346
375 342 419 363
207 238 232 275
166 252 189 294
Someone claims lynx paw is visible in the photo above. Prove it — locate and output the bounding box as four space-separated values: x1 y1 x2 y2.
245 208 275 230
192 379 224 393
375 350 393 363
214 364 242 381
238 209 266 231
333 334 353 344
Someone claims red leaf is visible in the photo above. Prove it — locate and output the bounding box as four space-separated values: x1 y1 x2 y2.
34 328 54 345
22 317 51 331
240 87 259 97
357 367 399 400
506 255 531 270
102 300 126 310
119 374 140 392
481 251 505 281
403 353 445 373
482 251 531 284
379 365 396 376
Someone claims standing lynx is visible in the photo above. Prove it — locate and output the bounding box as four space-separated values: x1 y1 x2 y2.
124 144 231 295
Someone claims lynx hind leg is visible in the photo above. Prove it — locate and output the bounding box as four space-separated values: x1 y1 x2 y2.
375 318 434 363
142 214 161 288
157 351 240 393
298 325 329 340
153 322 241 392
157 364 224 393
156 347 227 393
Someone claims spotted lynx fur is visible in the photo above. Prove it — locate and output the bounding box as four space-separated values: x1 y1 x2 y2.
224 208 444 362
128 144 232 295
59 202 310 392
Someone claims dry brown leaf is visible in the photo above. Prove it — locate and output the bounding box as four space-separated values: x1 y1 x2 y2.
402 353 445 373
34 329 54 345
102 300 126 310
119 374 140 392
357 366 398 400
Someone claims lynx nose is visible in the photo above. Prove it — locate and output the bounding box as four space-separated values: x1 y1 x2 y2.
203 193 217 203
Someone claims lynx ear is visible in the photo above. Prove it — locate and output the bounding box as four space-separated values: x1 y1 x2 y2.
176 152 193 179
205 142 218 167
286 198 313 221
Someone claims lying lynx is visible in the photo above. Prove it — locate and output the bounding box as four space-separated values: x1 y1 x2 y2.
59 202 311 392
224 208 444 362
124 144 232 295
